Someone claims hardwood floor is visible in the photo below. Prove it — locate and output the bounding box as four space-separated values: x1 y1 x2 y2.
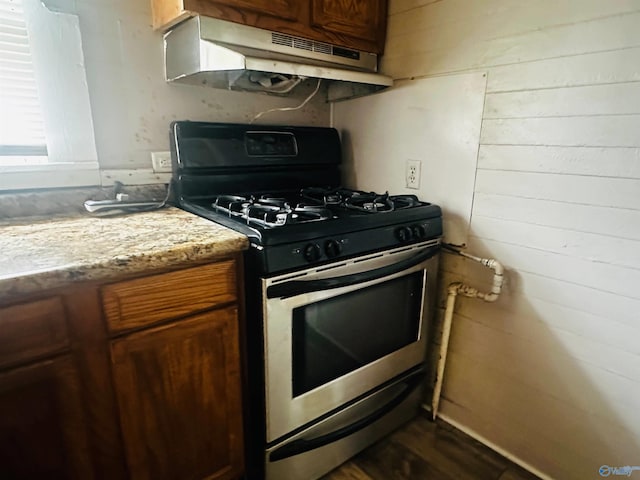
322 415 540 480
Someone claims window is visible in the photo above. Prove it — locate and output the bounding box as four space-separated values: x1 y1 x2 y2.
0 0 47 164
0 0 99 190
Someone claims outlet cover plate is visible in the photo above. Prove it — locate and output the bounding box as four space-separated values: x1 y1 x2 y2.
151 151 172 173
406 159 421 189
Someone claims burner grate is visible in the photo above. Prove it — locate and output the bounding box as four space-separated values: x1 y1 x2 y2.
301 187 419 212
209 189 427 228
344 191 394 212
212 195 332 228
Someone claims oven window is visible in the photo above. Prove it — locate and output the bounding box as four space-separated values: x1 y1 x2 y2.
291 271 424 397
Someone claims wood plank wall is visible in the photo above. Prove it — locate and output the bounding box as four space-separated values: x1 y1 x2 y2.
383 1 640 479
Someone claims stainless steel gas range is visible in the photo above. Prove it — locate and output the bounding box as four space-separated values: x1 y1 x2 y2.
170 122 442 480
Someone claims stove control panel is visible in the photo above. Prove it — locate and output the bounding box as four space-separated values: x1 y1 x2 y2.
301 239 343 263
324 239 342 258
303 243 322 262
263 219 442 272
395 226 412 242
395 223 430 242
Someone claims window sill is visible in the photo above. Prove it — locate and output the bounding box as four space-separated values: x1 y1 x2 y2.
0 163 101 191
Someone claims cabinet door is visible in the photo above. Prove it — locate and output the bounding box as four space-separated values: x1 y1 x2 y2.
201 0 301 21
180 0 304 29
0 356 94 479
0 297 69 369
111 307 244 480
311 0 387 49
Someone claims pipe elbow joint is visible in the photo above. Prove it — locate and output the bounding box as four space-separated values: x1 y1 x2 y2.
482 258 505 275
458 284 480 298
479 292 499 302
493 261 505 276
448 282 463 295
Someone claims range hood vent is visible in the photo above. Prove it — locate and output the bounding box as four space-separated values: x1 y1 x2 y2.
164 16 393 102
271 33 333 55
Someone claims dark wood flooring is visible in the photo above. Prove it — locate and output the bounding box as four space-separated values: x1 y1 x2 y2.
322 415 540 480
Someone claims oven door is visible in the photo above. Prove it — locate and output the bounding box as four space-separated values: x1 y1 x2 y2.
262 240 439 442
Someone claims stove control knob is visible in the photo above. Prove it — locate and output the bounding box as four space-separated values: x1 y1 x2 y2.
324 239 342 258
395 226 412 242
303 243 322 262
412 224 426 239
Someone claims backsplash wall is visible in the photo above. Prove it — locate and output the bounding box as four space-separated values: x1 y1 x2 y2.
43 0 330 171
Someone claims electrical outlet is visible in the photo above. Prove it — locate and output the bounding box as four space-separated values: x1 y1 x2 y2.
151 151 172 173
406 159 421 189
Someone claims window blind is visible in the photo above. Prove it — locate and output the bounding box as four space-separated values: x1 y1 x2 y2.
0 0 47 156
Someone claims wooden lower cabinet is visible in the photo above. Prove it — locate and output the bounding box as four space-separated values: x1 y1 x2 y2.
110 306 244 480
0 256 245 480
0 356 94 480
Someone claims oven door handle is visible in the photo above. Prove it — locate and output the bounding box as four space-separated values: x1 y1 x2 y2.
269 369 425 462
266 245 439 299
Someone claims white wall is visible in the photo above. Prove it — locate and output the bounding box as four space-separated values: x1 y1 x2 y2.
333 73 486 246
43 0 330 171
352 1 640 479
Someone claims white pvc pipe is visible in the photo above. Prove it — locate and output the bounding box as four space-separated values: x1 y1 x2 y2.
430 252 504 419
431 282 461 420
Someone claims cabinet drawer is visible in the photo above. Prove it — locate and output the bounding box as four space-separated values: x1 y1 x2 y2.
102 260 237 333
0 297 70 369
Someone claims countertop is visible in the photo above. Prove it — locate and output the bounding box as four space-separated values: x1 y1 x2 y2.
0 207 249 303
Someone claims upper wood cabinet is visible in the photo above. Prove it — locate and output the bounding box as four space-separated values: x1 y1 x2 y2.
311 0 386 45
151 0 388 54
214 0 302 21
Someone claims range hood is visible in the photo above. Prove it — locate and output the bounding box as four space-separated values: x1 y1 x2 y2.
164 16 393 102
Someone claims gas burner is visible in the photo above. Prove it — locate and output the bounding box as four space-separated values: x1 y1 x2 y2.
389 195 423 210
300 187 350 206
212 189 427 221
213 195 253 215
257 196 291 209
290 205 333 224
300 187 395 210
214 194 249 207
247 204 332 227
212 194 333 228
247 204 290 226
344 191 394 213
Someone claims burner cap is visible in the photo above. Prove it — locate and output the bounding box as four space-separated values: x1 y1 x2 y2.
362 201 388 211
